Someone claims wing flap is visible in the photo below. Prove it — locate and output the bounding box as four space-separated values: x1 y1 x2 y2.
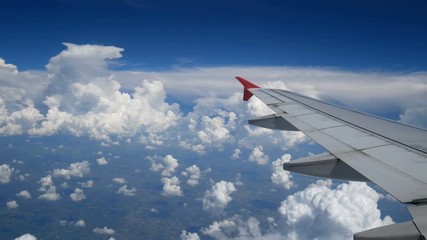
283 153 369 181
248 114 299 131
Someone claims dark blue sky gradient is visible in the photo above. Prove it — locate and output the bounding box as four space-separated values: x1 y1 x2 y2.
1 0 426 70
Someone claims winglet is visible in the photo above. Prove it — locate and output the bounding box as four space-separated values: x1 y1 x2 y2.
236 76 260 101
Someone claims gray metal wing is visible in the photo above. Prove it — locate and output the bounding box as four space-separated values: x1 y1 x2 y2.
236 76 427 240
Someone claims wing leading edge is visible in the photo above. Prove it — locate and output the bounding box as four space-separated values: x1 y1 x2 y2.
237 76 427 240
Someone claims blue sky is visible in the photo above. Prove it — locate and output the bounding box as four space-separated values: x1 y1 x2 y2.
1 1 427 239
1 0 427 70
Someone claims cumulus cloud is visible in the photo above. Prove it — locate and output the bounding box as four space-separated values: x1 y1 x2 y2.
203 181 236 213
197 115 233 147
53 161 90 179
14 233 37 240
0 58 18 73
93 226 115 235
0 164 14 184
75 219 85 227
0 57 47 135
96 157 108 165
231 148 241 160
7 200 18 209
161 176 183 197
38 175 54 189
148 154 181 178
201 218 237 239
38 186 61 201
4 44 425 153
112 178 127 184
248 145 269 165
161 155 179 177
37 175 61 201
180 231 200 240
182 165 201 186
1 44 427 149
16 190 32 199
78 180 94 188
271 154 294 189
279 180 394 240
399 107 427 129
1 43 181 142
33 43 180 141
200 215 282 240
70 188 86 202
117 185 136 196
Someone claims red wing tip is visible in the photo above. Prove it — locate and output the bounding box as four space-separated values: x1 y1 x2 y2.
235 76 260 89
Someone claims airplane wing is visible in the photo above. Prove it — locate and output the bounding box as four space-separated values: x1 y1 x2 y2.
236 76 427 240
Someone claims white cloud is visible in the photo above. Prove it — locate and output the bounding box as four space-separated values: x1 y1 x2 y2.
2 44 426 154
183 165 201 186
79 180 94 188
112 178 127 184
14 233 37 240
7 200 18 209
96 157 108 165
201 218 237 239
93 226 115 235
53 161 90 179
70 188 86 202
16 190 32 199
248 145 269 165
161 155 179 177
150 162 164 172
0 99 44 136
271 154 294 190
38 175 61 201
38 175 54 189
38 186 61 201
161 176 183 197
231 148 241 160
197 115 232 147
181 231 200 240
75 219 85 227
278 180 394 240
0 58 18 73
203 181 236 213
0 43 180 142
234 173 243 186
200 215 282 240
1 44 427 149
117 185 136 196
0 164 14 184
37 174 61 201
399 107 427 129
234 217 265 239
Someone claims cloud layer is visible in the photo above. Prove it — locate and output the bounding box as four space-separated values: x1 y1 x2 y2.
2 42 425 153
